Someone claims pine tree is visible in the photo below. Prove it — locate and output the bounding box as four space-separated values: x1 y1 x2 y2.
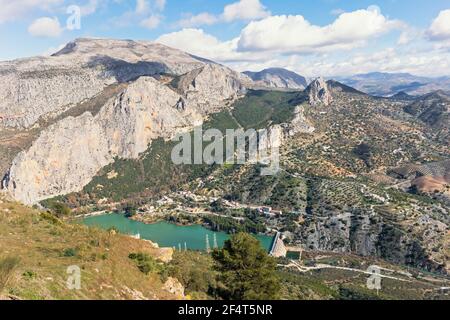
212 232 280 300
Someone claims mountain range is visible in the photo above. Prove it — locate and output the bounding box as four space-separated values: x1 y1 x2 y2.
336 72 450 97
0 38 449 298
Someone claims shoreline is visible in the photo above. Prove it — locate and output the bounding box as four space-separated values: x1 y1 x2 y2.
76 211 274 238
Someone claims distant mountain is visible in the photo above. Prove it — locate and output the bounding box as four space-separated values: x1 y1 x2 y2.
389 91 416 101
336 72 450 97
404 90 450 128
244 68 307 90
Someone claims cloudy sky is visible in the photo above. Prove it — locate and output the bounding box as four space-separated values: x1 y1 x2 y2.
1 0 450 77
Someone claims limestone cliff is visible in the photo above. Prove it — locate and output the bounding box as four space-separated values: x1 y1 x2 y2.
0 38 205 129
307 77 333 106
3 47 249 204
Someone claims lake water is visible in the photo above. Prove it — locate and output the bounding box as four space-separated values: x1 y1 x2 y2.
82 214 274 252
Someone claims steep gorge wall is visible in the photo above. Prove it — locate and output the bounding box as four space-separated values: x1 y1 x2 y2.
3 64 248 204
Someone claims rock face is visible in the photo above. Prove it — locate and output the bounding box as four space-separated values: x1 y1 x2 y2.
2 39 249 204
0 38 205 129
283 106 315 136
307 77 333 106
163 277 185 298
244 68 307 90
175 63 249 114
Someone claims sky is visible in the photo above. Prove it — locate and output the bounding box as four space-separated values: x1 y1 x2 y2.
1 0 450 78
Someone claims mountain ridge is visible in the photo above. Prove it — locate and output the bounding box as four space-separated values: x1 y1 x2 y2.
244 67 307 90
337 72 450 97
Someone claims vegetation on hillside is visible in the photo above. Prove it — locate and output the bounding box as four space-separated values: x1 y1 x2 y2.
0 198 180 300
212 233 280 300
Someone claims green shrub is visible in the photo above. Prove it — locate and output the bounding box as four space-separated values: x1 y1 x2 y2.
62 248 78 257
45 201 72 217
128 253 162 275
212 233 280 300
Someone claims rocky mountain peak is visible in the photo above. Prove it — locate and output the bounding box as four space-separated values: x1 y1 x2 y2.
307 77 333 106
0 39 250 204
0 38 211 129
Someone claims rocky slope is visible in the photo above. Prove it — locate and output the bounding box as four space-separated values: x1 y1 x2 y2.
0 38 206 129
1 38 250 204
244 68 307 90
404 90 450 128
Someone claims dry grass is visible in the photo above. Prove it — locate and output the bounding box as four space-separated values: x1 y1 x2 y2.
0 197 180 300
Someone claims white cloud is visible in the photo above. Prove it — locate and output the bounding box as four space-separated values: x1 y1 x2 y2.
154 0 166 11
111 0 165 29
237 6 402 53
80 0 105 16
136 0 150 15
222 0 270 22
157 6 449 78
28 16 63 37
397 28 420 45
136 0 165 14
140 14 161 29
0 0 63 23
156 28 269 63
176 13 218 28
428 9 450 41
174 0 270 28
156 28 238 61
330 8 345 16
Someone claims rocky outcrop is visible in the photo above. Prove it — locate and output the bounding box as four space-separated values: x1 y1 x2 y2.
176 64 249 114
307 77 333 106
0 38 205 129
4 59 248 204
163 277 185 299
298 209 447 273
282 106 315 136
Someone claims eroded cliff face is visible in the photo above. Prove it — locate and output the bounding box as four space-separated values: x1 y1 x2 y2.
4 59 249 204
307 77 333 106
0 38 205 129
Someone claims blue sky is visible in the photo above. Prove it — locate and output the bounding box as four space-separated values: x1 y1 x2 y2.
1 0 450 77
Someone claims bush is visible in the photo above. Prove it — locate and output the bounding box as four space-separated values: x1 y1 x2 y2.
212 233 280 300
128 253 162 275
46 201 71 217
124 206 137 218
62 248 78 257
22 271 37 280
167 251 216 297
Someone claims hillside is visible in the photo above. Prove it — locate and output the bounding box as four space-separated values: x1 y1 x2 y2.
0 38 449 300
0 194 183 300
1 194 448 301
49 78 450 274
